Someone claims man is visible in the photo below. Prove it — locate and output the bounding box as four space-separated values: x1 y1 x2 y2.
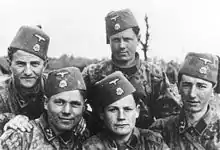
0 25 50 135
150 52 220 149
83 8 180 134
82 71 169 150
0 67 90 149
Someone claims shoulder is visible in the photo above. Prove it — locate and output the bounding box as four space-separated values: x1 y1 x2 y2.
82 134 105 150
140 61 163 80
139 128 163 143
0 128 31 149
82 59 113 85
0 77 11 108
149 115 177 132
139 128 169 149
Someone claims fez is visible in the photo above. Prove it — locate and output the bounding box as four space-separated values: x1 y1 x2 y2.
45 67 86 98
179 52 219 84
8 25 50 60
94 71 136 108
105 8 139 44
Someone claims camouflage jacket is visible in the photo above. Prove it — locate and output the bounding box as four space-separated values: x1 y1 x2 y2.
82 127 169 150
0 75 46 135
0 113 90 150
150 105 220 150
82 53 181 132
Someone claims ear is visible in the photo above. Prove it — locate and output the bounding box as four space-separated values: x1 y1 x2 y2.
44 97 49 110
7 57 12 66
137 34 141 42
99 112 104 120
135 104 140 118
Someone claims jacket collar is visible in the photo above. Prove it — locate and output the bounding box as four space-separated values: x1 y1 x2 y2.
111 52 141 76
178 105 214 135
102 127 140 149
9 76 44 109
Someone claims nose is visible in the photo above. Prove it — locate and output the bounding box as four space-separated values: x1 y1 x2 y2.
190 85 197 98
119 40 126 49
118 109 125 120
62 103 71 115
24 64 33 76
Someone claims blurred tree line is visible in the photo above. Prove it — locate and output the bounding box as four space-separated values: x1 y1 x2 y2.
0 54 181 76
46 54 100 72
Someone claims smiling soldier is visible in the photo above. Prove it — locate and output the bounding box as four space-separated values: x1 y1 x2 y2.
0 25 50 135
0 67 90 150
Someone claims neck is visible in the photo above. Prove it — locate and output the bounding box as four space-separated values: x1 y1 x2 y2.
185 106 208 126
112 56 136 69
109 130 133 145
13 79 41 97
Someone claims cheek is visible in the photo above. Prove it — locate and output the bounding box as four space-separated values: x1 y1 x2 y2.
47 103 61 116
104 113 116 126
32 65 45 75
11 66 23 76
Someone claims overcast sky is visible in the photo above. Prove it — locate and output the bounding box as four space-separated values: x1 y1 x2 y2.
0 0 220 62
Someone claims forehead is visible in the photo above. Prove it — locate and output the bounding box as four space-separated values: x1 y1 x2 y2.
181 74 212 85
109 28 136 39
12 50 43 62
49 90 84 102
107 94 136 108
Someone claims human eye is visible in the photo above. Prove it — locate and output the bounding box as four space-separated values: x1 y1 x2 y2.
70 101 82 107
111 38 120 43
31 61 40 67
197 83 207 89
124 107 133 112
107 107 117 113
181 82 191 88
16 61 26 67
54 99 65 106
123 37 132 42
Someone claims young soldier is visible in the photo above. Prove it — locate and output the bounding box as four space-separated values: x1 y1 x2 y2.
0 67 90 149
150 52 220 149
82 71 169 150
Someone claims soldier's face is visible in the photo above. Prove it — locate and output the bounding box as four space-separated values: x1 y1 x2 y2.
45 90 84 134
109 28 139 62
10 50 46 88
101 95 139 138
179 74 213 113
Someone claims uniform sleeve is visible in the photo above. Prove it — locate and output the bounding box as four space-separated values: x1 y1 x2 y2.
82 136 105 150
82 65 93 88
0 129 30 150
140 129 170 150
0 93 16 136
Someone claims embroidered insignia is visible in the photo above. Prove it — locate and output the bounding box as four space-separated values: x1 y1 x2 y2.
114 23 120 30
109 78 119 85
199 58 212 65
57 71 69 78
59 80 67 88
199 66 208 74
116 87 124 95
33 44 40 52
34 34 46 42
45 128 53 138
110 15 119 22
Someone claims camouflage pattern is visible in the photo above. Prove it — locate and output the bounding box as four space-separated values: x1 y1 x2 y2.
0 75 46 135
150 105 220 150
0 113 90 150
83 53 181 133
82 127 169 150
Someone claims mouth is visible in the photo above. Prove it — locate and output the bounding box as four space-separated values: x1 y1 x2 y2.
115 124 129 128
59 117 74 123
185 100 200 106
21 77 36 80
